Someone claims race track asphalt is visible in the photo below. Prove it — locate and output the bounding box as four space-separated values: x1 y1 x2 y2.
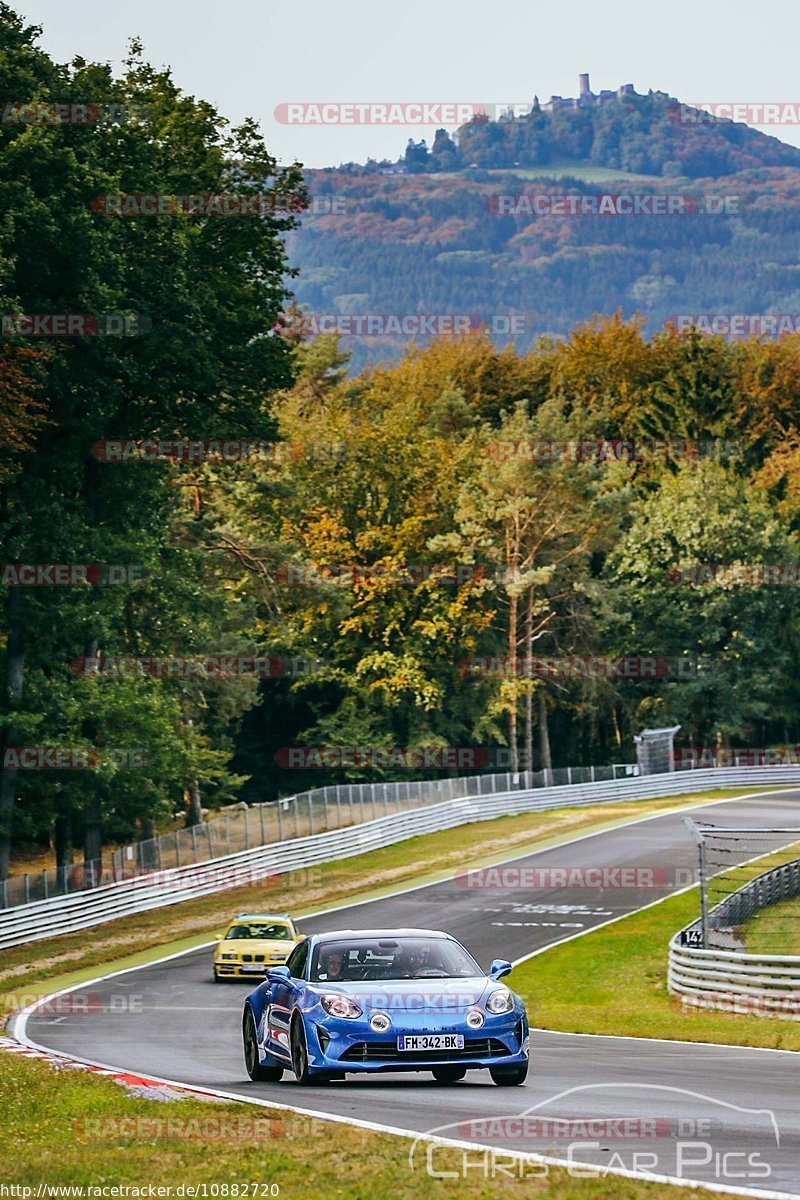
23 790 800 1197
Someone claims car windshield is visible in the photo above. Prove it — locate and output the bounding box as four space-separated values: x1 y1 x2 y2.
309 937 481 982
226 923 292 940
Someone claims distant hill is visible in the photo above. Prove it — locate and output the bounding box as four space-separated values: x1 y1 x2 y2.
286 85 800 372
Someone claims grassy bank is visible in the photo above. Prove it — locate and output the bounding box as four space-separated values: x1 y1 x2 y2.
0 1049 745 1199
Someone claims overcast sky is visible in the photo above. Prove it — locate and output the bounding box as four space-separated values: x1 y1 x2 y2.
16 0 800 168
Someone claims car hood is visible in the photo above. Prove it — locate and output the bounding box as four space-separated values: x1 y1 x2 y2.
218 940 293 954
309 976 497 1010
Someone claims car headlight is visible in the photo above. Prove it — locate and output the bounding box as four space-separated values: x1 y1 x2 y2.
219 953 237 961
485 989 514 1015
320 993 362 1019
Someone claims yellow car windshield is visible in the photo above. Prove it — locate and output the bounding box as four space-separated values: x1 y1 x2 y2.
225 923 292 940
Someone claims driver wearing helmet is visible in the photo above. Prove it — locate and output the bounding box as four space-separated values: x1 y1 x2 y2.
400 945 427 978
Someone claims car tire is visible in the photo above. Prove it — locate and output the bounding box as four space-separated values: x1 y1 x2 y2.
290 1015 316 1085
243 1008 283 1082
431 1066 467 1083
213 970 222 983
490 1061 528 1086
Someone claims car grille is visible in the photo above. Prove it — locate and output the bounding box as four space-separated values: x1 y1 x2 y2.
241 954 265 963
340 1038 509 1062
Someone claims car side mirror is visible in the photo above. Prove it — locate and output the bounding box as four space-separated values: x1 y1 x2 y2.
490 958 512 980
266 965 291 983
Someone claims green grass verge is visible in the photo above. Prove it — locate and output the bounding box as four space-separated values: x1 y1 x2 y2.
0 1049 746 1198
741 894 800 955
512 885 800 1050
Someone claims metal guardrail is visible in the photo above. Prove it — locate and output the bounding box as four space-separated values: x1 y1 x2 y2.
668 854 800 1018
2 764 800 951
1 763 637 909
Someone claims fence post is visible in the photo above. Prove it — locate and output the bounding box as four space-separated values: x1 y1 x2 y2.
277 800 283 842
226 814 232 855
244 806 250 851
260 804 266 844
206 821 213 858
590 765 595 783
294 798 300 839
1 878 6 909
698 838 709 948
175 830 180 868
190 824 197 860
42 868 48 899
308 792 314 837
24 873 30 904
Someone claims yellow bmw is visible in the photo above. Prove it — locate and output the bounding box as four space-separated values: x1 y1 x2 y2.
213 912 302 982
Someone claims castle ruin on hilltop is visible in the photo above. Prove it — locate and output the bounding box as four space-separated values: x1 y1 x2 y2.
541 73 636 112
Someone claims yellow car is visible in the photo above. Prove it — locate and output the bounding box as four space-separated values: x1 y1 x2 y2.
213 912 302 982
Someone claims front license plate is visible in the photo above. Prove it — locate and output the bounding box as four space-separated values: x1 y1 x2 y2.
397 1034 464 1052
240 965 265 973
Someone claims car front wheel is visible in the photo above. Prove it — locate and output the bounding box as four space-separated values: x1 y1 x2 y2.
290 1016 315 1085
490 1061 528 1086
431 1066 467 1083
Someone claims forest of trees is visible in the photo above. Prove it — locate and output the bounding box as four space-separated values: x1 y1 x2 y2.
291 163 800 374
3 4 800 877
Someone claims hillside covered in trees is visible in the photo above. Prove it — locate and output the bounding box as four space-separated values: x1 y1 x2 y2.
401 89 800 178
289 91 800 373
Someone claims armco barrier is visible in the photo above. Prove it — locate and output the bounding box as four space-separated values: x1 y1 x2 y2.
2 766 800 950
668 854 800 1018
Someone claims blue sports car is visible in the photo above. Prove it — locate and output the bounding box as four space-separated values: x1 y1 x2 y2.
241 927 529 1086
